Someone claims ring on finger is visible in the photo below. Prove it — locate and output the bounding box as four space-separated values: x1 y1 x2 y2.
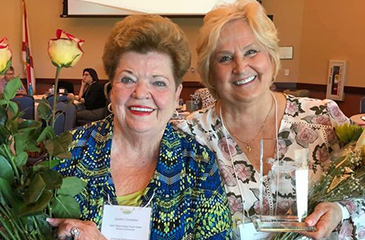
70 227 81 238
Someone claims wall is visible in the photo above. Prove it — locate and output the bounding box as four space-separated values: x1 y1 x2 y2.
2 0 365 114
0 0 202 85
265 0 365 89
299 0 365 88
263 0 304 84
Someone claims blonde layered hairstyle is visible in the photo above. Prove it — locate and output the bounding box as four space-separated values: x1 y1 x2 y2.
103 15 191 87
196 0 280 99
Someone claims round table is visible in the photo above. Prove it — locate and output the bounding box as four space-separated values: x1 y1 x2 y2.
350 114 365 126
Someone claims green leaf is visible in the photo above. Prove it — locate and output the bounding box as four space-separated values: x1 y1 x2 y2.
30 214 54 238
37 126 56 143
58 177 86 197
6 114 18 134
14 133 25 155
44 131 72 158
3 77 22 101
23 174 46 205
18 120 42 131
40 169 63 190
20 190 52 217
33 158 60 171
278 131 290 139
22 127 42 153
8 101 19 114
51 195 81 218
0 155 14 184
37 99 51 121
0 105 7 126
15 151 28 167
0 177 22 210
0 126 10 144
335 124 364 144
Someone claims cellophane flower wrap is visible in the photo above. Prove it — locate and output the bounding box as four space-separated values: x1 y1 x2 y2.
273 124 365 240
0 32 86 240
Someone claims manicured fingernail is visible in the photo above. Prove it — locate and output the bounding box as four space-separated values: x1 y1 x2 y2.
46 218 53 223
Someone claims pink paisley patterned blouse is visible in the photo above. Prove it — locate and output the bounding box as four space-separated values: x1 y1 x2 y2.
174 94 365 240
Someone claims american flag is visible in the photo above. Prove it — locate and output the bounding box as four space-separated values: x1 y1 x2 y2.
22 0 36 95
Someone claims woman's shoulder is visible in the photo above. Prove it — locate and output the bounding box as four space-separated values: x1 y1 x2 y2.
164 123 217 171
54 117 113 178
87 81 104 93
161 125 225 198
172 104 218 136
283 94 348 126
71 115 112 143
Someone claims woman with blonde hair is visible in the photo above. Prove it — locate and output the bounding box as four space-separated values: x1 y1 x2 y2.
175 0 365 239
47 15 232 240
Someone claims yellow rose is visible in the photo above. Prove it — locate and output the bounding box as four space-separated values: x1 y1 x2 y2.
0 37 12 75
47 29 84 68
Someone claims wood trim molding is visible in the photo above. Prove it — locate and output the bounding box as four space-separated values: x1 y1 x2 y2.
28 78 109 84
26 78 365 96
182 81 204 88
274 82 365 95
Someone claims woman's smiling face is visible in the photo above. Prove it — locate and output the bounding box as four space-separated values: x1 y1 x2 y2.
210 19 273 104
111 51 182 136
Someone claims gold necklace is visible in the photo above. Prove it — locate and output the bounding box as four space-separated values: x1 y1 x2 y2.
222 99 274 153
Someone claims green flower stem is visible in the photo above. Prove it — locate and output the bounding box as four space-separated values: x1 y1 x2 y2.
48 202 52 219
4 145 20 183
1 205 27 240
0 230 11 240
31 216 44 240
51 67 62 129
0 207 17 240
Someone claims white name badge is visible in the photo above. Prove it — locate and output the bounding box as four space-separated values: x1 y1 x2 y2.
239 222 271 240
101 205 152 240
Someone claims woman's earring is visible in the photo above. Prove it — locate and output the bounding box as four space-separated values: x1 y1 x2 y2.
107 103 113 113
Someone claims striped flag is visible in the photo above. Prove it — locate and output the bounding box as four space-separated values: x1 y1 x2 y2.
22 0 36 95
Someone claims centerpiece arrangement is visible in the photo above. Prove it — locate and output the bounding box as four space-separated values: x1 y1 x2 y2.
0 30 86 240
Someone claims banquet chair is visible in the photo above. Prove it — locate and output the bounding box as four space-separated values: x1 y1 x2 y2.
47 94 69 106
53 110 66 136
56 101 77 131
360 97 365 114
13 94 35 120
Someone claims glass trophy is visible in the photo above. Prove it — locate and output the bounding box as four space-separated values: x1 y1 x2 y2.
253 138 316 232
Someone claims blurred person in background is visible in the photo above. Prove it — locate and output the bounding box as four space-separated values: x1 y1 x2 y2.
0 66 27 95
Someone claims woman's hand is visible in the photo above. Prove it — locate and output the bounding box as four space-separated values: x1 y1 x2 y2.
67 93 75 100
300 202 342 239
47 218 107 240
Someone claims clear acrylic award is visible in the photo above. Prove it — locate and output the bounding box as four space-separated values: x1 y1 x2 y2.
253 138 316 232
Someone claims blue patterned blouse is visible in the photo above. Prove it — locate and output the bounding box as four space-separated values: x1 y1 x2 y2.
54 115 233 239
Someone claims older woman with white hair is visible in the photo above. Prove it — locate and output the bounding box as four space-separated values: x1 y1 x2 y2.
175 0 365 239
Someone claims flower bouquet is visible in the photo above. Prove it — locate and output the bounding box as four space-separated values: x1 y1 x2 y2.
272 124 365 240
0 30 86 240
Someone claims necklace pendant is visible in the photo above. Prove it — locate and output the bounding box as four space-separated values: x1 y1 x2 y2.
246 145 252 152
